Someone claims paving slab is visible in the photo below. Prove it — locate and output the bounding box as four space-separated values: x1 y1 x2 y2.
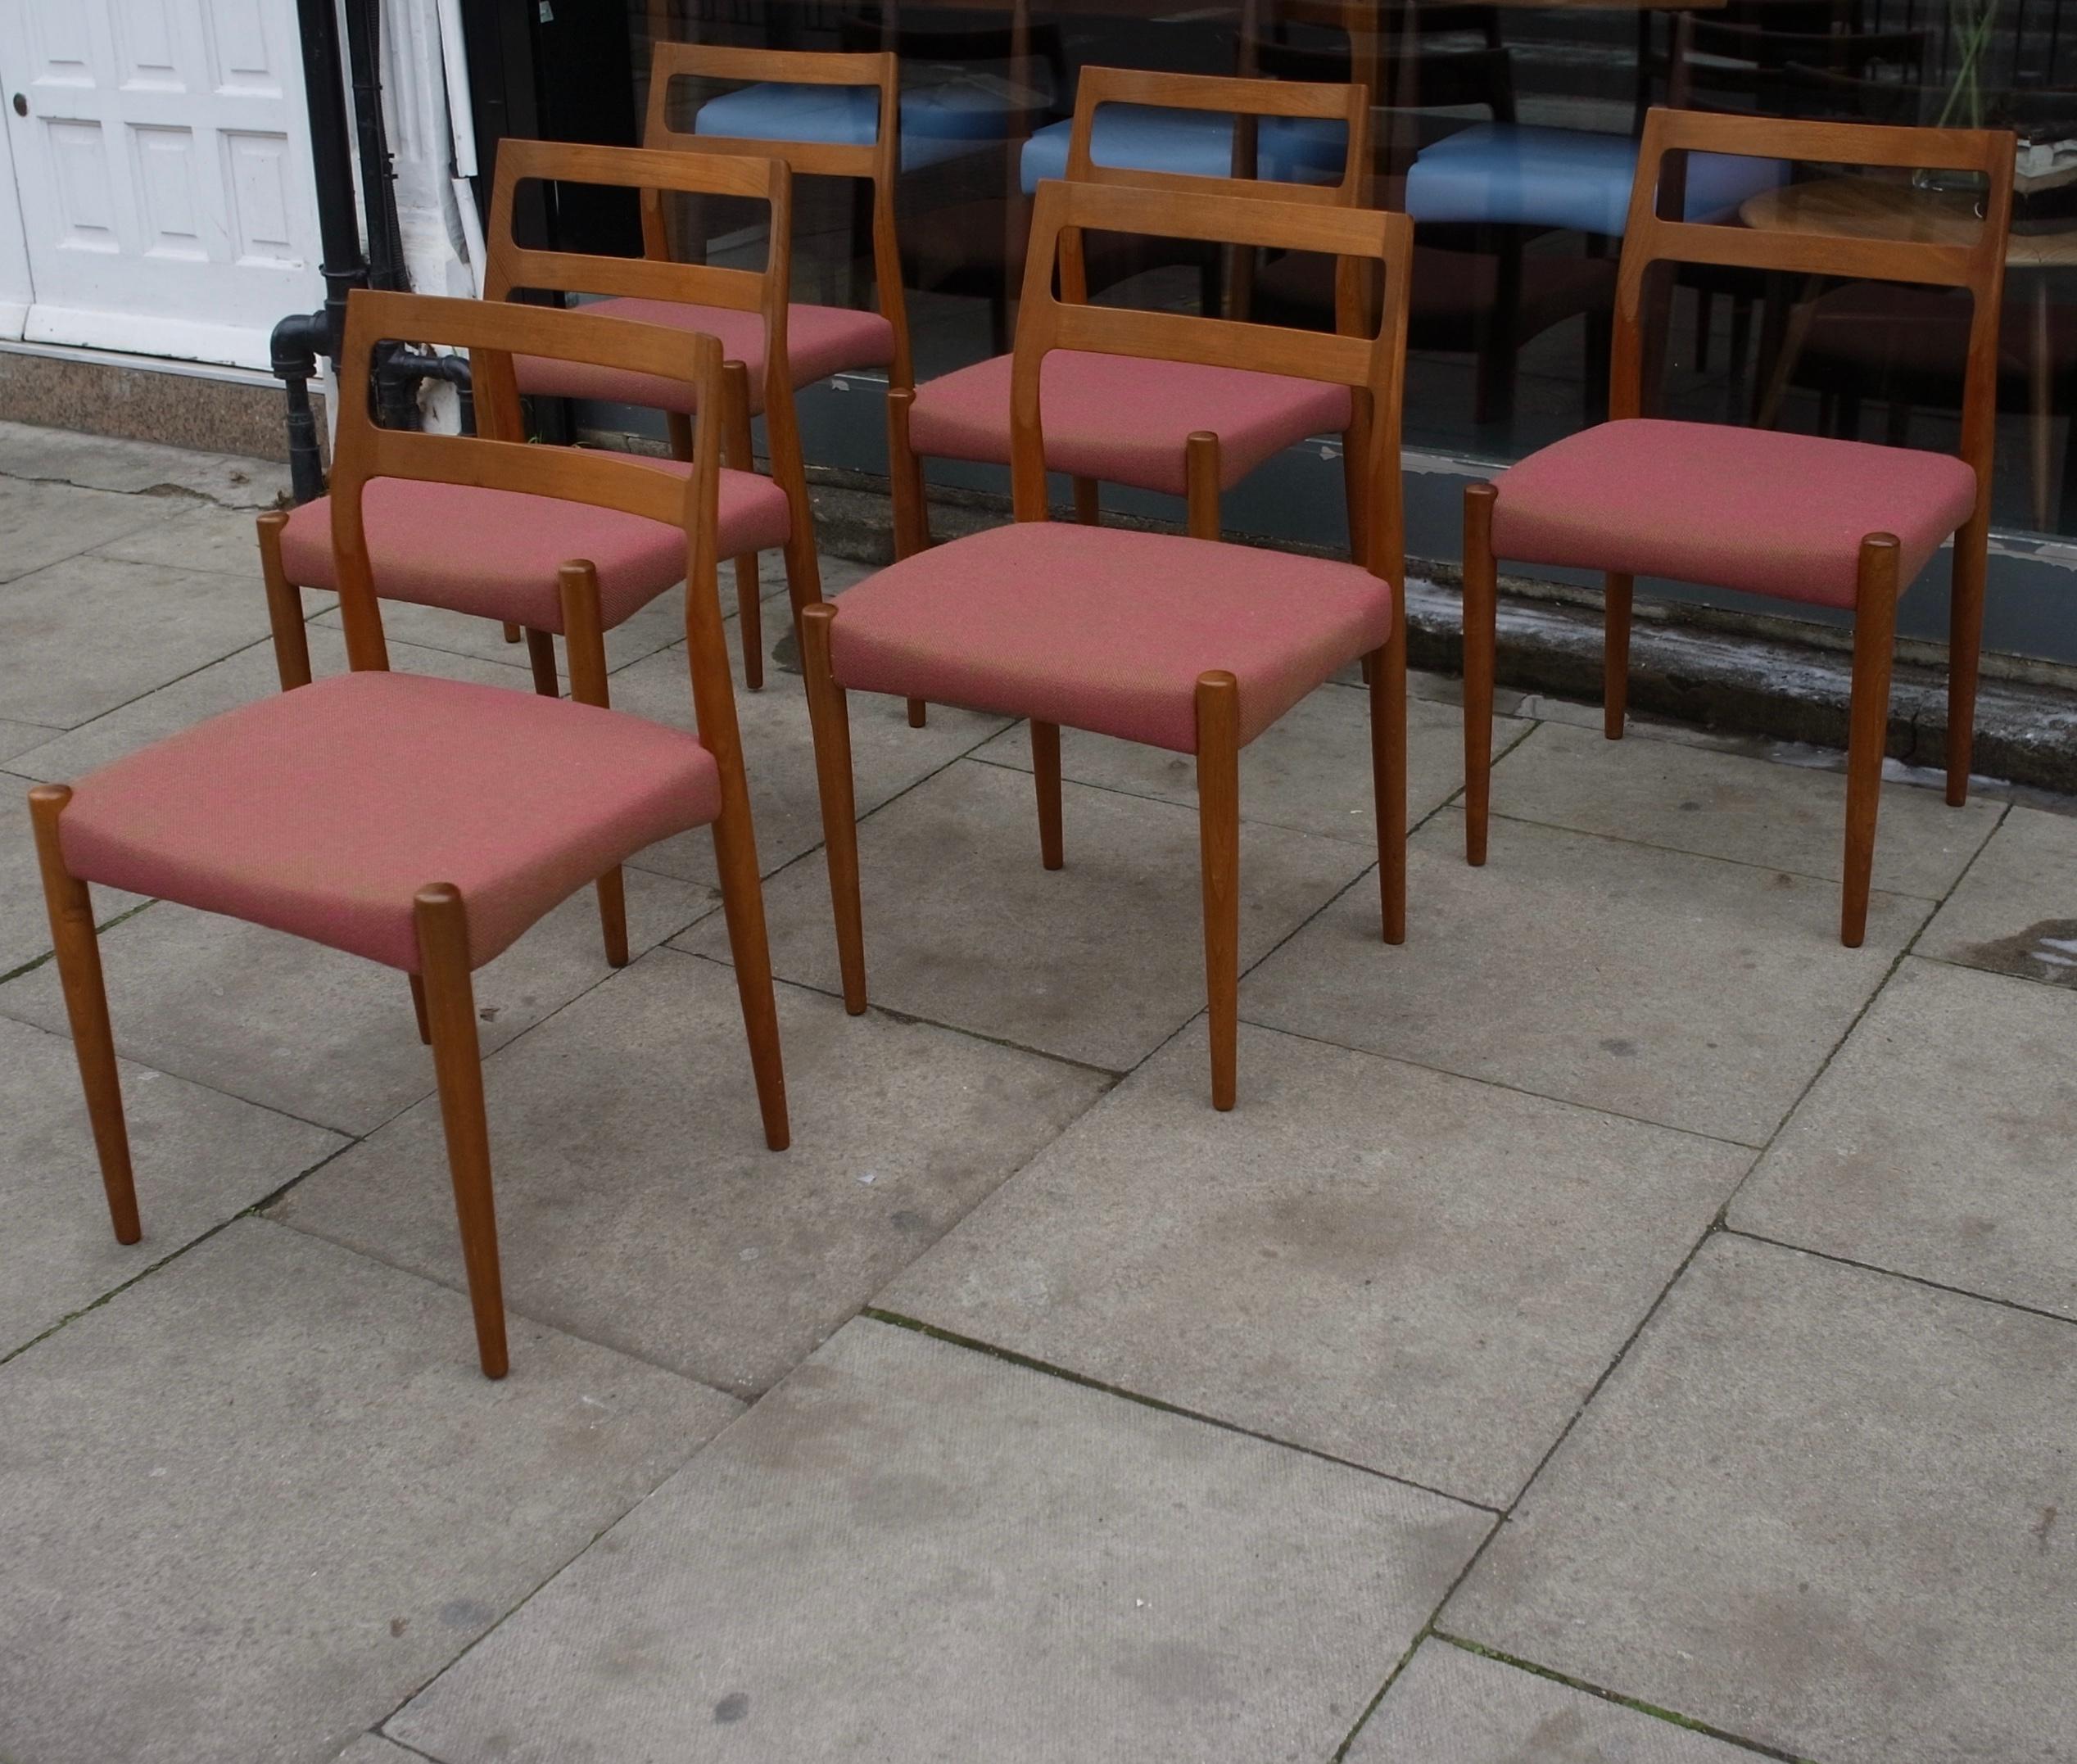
1241 810 1929 1144
0 867 717 1135
883 1020 1746 1506
1917 803 2077 988
92 499 302 577
6 628 532 783
0 1014 343 1356
608 644 1008 888
681 756 1376 1072
1347 1642 1767 1762
387 1318 1491 1764
0 776 149 976
333 1738 426 1764
1492 719 2002 898
966 684 1527 846
0 418 288 506
274 948 1106 1395
0 1219 738 1764
0 549 279 726
1731 957 2077 1319
0 717 61 764
0 473 170 581
1443 1233 2077 1764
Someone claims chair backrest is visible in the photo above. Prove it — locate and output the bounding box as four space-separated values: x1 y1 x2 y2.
480 138 808 534
328 289 750 783
642 42 911 385
1011 177 1412 581
1061 65 1373 206
1057 65 1374 328
1613 107 2011 519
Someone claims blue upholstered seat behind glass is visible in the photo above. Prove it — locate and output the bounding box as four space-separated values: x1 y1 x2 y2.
1019 106 1350 195
695 77 1029 172
1405 123 1787 235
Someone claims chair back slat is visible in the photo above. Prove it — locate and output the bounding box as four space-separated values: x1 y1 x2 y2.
1612 106 2011 518
641 41 910 385
1011 179 1412 578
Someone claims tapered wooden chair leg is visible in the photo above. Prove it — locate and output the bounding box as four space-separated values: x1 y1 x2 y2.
708 794 791 1151
800 604 868 1015
1373 615 1408 947
523 628 559 698
736 568 765 692
1186 432 1222 541
1604 572 1634 740
559 562 630 968
1946 513 1989 805
1196 673 1241 1111
1842 535 1900 949
501 623 522 645
1462 483 1500 866
413 884 508 1379
409 973 432 1044
889 387 929 730
665 410 695 464
722 362 765 691
1342 399 1373 567
29 786 139 1245
257 512 312 691
1032 721 1064 871
1072 477 1101 526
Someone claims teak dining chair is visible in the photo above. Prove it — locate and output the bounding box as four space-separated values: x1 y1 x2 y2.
889 65 1376 564
802 178 1414 1110
1462 106 2012 948
34 290 789 1378
260 147 802 698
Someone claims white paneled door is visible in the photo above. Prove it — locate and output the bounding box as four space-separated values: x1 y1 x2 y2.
0 0 323 370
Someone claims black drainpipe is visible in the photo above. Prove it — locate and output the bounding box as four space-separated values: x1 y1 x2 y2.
272 0 471 500
269 0 367 504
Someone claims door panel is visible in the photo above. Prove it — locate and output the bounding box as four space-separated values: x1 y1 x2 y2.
0 0 321 369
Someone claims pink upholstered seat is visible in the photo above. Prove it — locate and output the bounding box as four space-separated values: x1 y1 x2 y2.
57 672 721 974
1491 418 1978 610
828 522 1393 753
513 297 897 415
277 460 790 631
907 351 1355 496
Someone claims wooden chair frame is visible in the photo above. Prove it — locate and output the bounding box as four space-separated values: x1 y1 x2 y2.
1463 106 2012 947
43 288 788 1377
642 42 913 392
803 177 1414 1109
886 63 1378 574
257 147 808 699
486 138 820 692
